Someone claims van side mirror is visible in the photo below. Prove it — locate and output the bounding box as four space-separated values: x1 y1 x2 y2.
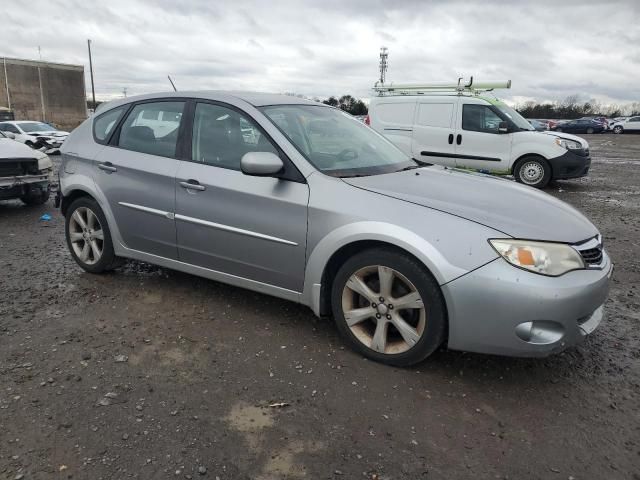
241 152 284 177
498 121 509 133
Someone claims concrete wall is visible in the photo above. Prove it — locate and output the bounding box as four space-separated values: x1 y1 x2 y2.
0 57 87 130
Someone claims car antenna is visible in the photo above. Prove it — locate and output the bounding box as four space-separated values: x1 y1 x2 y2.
168 75 178 92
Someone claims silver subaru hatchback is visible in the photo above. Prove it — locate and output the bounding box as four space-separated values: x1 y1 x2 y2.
58 92 612 366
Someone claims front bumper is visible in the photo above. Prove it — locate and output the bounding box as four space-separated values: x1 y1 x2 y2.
550 149 591 180
442 252 612 357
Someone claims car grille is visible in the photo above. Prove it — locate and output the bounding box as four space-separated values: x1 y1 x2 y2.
579 246 603 266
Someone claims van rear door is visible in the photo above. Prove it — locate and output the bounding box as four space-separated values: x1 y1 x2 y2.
369 98 416 156
411 99 458 167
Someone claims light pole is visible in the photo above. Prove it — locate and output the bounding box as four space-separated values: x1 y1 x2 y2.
87 39 96 108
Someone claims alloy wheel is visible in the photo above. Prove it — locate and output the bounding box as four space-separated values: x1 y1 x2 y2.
341 265 426 354
69 207 104 265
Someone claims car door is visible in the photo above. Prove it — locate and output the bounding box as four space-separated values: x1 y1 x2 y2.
175 101 309 292
93 100 185 259
454 101 512 173
626 116 640 131
411 98 458 167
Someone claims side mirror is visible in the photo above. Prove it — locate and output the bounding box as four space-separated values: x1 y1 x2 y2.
5 132 16 139
498 121 509 133
240 152 284 177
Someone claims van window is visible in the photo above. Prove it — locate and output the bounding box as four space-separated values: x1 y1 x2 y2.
462 104 503 134
417 103 454 128
118 101 185 158
93 106 126 143
376 103 415 125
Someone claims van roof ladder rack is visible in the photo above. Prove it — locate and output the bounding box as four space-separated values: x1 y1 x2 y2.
372 77 511 96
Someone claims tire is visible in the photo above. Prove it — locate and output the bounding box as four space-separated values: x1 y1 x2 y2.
331 248 447 367
513 156 552 189
65 196 121 273
613 126 623 134
586 127 594 134
20 188 50 206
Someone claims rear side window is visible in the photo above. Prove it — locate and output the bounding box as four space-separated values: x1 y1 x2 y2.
375 103 415 125
118 102 185 158
0 123 20 134
416 103 454 128
462 104 503 134
94 107 126 144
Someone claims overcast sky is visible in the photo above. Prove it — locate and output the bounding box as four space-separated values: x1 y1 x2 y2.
2 0 639 105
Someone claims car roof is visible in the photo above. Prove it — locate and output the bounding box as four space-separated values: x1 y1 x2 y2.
95 91 325 114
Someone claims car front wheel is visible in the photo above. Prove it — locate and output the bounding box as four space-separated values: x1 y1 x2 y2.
65 197 121 273
613 126 623 134
331 248 447 366
514 156 551 188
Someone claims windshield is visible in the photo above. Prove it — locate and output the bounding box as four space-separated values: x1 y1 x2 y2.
260 105 417 177
494 103 534 131
18 122 56 133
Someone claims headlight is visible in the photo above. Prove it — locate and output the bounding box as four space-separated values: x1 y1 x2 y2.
555 137 582 150
489 239 585 276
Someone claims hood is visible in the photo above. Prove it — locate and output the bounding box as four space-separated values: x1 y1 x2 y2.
0 138 47 160
28 131 69 138
539 130 589 148
343 166 598 243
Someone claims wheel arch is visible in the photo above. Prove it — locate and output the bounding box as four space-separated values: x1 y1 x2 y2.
61 188 94 215
511 153 553 177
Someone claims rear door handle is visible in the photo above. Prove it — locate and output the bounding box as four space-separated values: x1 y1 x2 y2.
179 179 206 191
448 134 454 144
456 134 462 145
98 162 117 173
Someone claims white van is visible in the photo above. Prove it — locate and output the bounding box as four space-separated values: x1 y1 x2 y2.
367 85 592 188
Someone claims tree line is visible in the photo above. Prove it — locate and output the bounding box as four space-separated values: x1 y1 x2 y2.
515 95 640 119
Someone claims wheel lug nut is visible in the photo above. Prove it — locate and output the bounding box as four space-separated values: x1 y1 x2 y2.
379 297 384 303
386 314 392 320
376 314 381 319
388 304 394 309
372 303 377 308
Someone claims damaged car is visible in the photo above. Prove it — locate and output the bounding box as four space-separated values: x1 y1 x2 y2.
0 130 53 205
0 120 69 154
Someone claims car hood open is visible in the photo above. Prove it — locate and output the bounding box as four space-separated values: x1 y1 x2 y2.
342 166 598 243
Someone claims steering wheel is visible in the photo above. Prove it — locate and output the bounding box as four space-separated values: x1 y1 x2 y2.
337 148 359 163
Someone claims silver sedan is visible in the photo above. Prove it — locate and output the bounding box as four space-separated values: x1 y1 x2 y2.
57 92 612 366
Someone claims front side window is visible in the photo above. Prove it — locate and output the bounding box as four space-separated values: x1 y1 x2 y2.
191 103 277 170
260 105 416 177
1 123 21 134
94 106 126 143
462 104 504 133
118 101 185 158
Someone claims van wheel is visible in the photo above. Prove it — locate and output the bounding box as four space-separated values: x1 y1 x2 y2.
613 126 623 134
514 156 551 188
331 248 447 367
65 197 122 273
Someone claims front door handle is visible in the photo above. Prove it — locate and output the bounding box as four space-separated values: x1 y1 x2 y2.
448 134 454 144
179 179 206 191
456 134 462 145
98 162 117 173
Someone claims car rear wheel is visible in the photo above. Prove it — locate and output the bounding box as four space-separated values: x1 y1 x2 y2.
65 197 121 273
613 126 623 134
331 248 447 366
514 156 551 189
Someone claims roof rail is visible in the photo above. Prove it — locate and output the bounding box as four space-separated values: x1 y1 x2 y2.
373 77 511 96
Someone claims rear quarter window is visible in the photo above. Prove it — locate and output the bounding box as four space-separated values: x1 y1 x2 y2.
93 106 126 144
416 103 454 128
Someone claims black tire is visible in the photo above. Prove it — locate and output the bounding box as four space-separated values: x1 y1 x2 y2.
331 248 447 367
613 126 623 134
513 156 552 189
20 188 50 206
586 127 594 134
65 196 122 273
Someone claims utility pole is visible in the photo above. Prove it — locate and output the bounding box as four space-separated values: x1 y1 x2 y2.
122 87 127 97
87 39 96 107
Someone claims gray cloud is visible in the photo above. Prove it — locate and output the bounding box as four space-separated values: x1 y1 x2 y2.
1 0 638 104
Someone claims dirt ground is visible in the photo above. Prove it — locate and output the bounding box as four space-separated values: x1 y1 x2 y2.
1 134 639 480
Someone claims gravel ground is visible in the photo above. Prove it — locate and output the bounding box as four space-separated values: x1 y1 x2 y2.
1 134 639 480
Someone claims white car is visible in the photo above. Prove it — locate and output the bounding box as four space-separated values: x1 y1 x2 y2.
367 88 591 188
0 131 53 205
0 120 69 154
610 116 640 134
